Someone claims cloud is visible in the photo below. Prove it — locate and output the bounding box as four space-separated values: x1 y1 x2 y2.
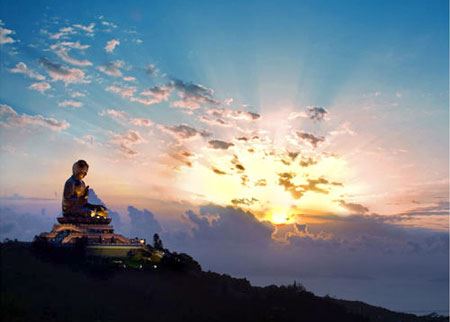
49 26 76 40
98 60 124 77
132 85 173 105
288 111 308 120
106 84 136 97
299 156 317 167
100 20 118 29
50 42 92 67
146 64 158 76
100 109 128 121
58 100 83 108
306 106 328 121
73 23 95 34
339 200 370 214
277 174 337 200
211 167 227 175
208 139 234 150
0 104 69 131
182 205 273 246
69 91 85 98
168 149 194 168
111 129 145 156
162 124 212 140
130 118 153 127
29 82 51 93
105 39 120 53
171 79 220 109
231 198 258 206
127 206 162 240
40 58 89 85
0 207 53 241
296 131 325 148
0 21 16 44
106 83 171 106
206 108 260 121
199 115 231 127
9 62 45 80
231 154 246 172
278 172 304 199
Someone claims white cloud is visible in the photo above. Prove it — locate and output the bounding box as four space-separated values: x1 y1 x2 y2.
69 91 86 98
73 23 95 34
49 26 76 40
105 39 120 53
9 62 45 80
40 58 89 85
29 82 51 93
0 21 16 44
50 42 92 67
97 60 124 77
58 100 83 108
106 84 136 98
99 109 128 121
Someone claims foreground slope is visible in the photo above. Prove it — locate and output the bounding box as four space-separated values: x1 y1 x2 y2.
1 242 446 322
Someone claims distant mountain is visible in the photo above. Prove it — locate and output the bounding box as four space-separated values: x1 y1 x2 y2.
1 242 447 322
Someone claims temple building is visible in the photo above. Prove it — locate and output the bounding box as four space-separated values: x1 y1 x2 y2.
38 216 151 258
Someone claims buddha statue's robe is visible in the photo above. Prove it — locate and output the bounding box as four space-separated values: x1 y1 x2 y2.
62 175 105 217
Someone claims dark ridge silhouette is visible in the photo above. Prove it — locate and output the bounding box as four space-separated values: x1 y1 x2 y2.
1 241 447 322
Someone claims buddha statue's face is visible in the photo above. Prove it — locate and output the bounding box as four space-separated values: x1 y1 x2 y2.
73 165 88 180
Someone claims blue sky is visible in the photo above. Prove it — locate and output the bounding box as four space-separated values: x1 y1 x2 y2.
0 0 448 314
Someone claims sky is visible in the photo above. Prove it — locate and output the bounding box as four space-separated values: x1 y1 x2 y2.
0 0 448 315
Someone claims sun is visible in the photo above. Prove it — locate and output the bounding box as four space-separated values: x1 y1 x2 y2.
271 212 289 224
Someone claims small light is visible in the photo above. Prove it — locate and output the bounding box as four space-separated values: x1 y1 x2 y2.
153 265 157 269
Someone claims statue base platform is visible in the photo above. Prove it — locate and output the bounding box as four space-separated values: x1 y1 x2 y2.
57 216 112 225
37 217 147 257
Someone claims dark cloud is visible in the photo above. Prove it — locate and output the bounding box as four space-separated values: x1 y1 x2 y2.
339 200 370 214
231 198 258 206
296 131 325 148
0 104 70 131
162 124 211 140
0 207 53 241
278 174 337 199
169 149 194 167
0 193 55 201
299 157 317 167
171 79 219 109
146 64 158 76
127 206 162 240
97 60 124 77
231 155 245 172
395 201 449 217
212 167 227 175
278 172 304 199
301 177 330 194
208 139 234 150
206 108 260 121
181 205 273 246
306 106 328 121
199 115 231 127
39 58 88 84
240 175 249 186
255 179 267 187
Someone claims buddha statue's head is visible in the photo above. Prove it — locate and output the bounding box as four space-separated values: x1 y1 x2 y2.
72 160 89 180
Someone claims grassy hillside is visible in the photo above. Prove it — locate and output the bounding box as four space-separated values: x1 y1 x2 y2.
1 242 447 322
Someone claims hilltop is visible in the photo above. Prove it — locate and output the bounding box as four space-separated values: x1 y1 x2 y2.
1 242 447 322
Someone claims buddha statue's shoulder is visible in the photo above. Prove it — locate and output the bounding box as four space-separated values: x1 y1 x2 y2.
65 176 84 186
